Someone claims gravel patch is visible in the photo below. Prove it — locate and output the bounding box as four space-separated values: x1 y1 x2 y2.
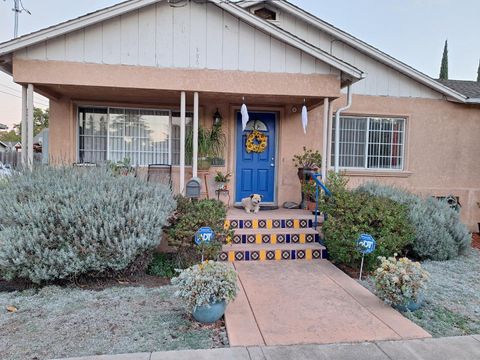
359 249 480 337
0 285 228 360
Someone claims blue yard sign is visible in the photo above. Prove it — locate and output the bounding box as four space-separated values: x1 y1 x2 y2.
195 227 215 246
356 234 376 280
356 234 376 255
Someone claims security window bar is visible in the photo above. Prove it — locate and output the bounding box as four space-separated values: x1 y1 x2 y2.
331 116 405 170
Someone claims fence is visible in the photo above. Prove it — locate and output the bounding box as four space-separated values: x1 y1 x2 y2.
0 152 42 168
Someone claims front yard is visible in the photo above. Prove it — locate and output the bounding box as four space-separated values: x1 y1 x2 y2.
360 249 480 337
0 285 227 360
403 249 480 337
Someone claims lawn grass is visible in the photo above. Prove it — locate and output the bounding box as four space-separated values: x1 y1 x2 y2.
361 249 480 337
0 285 227 360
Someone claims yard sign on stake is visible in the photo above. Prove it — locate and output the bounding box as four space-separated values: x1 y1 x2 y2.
356 234 376 280
195 227 215 262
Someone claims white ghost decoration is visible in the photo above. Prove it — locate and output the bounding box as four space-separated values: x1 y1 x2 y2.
241 103 249 131
302 105 308 134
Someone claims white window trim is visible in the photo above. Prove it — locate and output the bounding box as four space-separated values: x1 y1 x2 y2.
330 115 407 172
76 105 184 167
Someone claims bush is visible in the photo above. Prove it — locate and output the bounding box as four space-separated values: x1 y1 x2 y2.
319 173 414 270
0 166 175 284
374 255 429 307
357 182 471 261
147 253 177 279
167 196 229 268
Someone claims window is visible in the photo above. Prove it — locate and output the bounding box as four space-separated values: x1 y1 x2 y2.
78 107 192 166
331 116 405 170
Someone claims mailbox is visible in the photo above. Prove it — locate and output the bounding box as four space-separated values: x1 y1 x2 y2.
186 177 202 198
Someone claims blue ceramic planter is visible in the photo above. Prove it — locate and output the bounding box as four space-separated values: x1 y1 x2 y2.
192 301 226 324
394 294 424 312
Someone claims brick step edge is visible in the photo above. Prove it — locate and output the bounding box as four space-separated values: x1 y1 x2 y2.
224 218 322 230
219 247 326 262
229 232 320 245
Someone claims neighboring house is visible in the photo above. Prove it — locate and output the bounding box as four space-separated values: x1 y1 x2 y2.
0 0 479 229
0 140 8 152
0 123 8 130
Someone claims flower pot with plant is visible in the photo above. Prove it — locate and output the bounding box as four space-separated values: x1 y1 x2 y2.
293 147 322 208
373 255 429 312
186 124 226 172
301 180 317 211
214 171 231 190
172 260 238 324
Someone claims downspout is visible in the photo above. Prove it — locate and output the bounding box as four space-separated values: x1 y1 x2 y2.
334 85 353 173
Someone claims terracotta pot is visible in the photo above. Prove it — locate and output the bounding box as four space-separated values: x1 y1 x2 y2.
306 200 317 211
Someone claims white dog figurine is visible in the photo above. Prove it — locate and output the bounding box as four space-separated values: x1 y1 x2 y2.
241 194 263 214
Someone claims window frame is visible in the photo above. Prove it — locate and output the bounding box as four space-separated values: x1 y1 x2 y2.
76 105 193 167
330 115 407 172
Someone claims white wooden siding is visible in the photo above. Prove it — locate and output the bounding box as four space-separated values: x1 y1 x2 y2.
17 1 330 75
274 8 443 99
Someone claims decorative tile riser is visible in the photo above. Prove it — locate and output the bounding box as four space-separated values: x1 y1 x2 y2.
225 218 314 230
219 248 326 262
230 233 320 245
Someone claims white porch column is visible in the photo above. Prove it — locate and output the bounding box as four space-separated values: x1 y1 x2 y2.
21 85 28 167
27 84 34 169
180 91 186 194
192 92 199 178
321 97 329 181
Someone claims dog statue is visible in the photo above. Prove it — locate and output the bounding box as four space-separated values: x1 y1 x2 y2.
241 194 263 214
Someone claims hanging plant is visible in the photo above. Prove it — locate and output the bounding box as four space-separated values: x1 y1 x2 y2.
246 130 268 153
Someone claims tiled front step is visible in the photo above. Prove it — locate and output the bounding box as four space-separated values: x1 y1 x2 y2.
220 243 326 262
225 217 319 230
231 228 320 245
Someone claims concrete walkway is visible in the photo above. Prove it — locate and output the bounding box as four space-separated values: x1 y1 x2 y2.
53 336 480 360
225 260 430 346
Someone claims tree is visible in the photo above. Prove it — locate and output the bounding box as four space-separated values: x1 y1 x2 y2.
439 40 449 80
0 130 20 143
13 107 49 138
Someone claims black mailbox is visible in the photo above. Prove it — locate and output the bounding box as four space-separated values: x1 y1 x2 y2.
186 177 202 198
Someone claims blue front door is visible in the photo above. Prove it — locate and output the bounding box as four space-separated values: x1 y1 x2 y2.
235 112 276 203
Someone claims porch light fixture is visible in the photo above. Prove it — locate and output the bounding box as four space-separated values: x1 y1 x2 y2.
213 108 223 127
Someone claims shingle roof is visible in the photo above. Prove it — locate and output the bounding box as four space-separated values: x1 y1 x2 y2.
436 79 480 99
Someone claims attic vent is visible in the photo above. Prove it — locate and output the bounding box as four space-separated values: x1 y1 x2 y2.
254 7 277 21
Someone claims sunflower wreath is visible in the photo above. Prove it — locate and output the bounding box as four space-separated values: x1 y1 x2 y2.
246 130 268 153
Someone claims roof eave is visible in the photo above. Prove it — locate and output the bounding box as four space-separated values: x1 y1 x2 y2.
271 0 468 103
465 98 480 104
0 0 160 56
211 0 363 80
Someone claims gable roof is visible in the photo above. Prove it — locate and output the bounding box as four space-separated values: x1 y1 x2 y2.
238 0 474 104
0 141 7 148
0 0 363 82
437 79 480 102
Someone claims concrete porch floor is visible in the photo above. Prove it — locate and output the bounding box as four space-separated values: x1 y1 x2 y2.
225 261 430 347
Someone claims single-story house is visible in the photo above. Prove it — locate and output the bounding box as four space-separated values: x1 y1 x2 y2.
0 0 478 230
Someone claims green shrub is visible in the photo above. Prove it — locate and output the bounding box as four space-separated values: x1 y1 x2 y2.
0 166 175 284
167 197 229 268
320 173 414 270
357 182 471 260
147 253 177 278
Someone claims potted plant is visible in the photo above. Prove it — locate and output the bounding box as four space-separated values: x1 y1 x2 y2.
214 171 231 190
301 180 317 211
108 158 135 176
373 255 429 312
186 124 226 172
293 146 322 181
172 260 238 323
293 147 322 209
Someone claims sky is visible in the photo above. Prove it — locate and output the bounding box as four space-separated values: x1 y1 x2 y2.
0 0 479 129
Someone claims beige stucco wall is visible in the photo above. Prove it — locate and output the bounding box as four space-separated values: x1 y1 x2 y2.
328 94 480 231
27 58 480 231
